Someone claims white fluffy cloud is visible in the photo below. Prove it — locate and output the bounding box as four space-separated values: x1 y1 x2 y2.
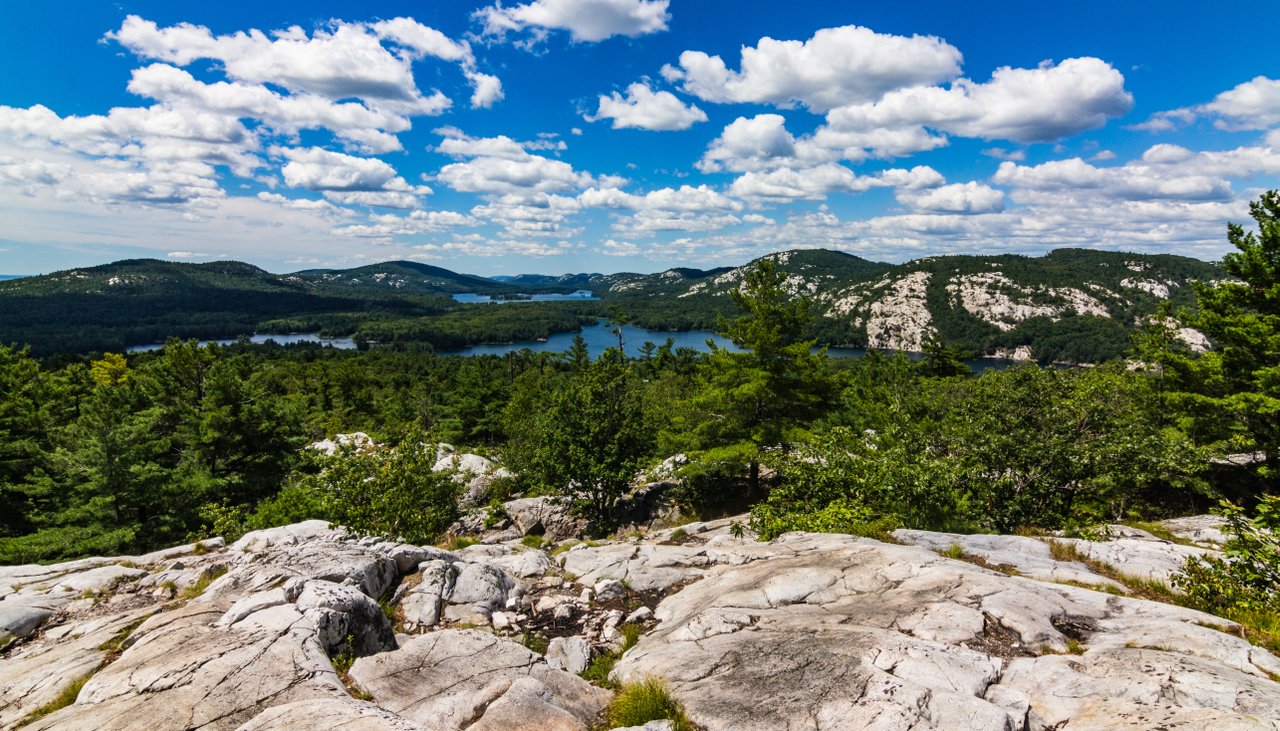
108 15 497 111
822 58 1132 147
897 181 1005 213
586 83 707 131
434 130 611 197
476 0 670 43
1138 76 1280 133
279 147 429 209
728 164 943 201
662 25 962 112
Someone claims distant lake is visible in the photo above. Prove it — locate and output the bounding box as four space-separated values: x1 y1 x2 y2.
452 290 597 303
445 323 742 357
126 332 358 353
125 323 1017 372
445 323 1018 372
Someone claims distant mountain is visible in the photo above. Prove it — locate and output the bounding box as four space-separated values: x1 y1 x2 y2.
0 274 24 281
0 250 1226 362
290 261 510 295
0 259 449 355
602 248 1223 363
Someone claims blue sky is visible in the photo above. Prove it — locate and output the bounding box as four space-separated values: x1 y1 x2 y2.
1 1 1278 275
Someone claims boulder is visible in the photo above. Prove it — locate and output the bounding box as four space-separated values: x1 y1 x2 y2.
546 635 592 674
398 559 456 631
347 630 611 730
447 562 522 614
504 497 587 542
294 581 397 655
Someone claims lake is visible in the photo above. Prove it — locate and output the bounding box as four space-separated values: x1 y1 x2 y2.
124 323 1017 371
451 290 597 303
445 323 1018 372
125 332 358 353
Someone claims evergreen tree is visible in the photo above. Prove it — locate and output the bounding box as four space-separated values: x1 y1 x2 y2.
1165 191 1280 480
690 260 836 494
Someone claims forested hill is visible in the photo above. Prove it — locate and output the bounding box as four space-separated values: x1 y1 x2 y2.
605 248 1224 363
0 249 1224 361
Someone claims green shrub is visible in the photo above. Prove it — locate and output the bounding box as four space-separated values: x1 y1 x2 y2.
603 677 693 731
1173 497 1280 652
299 431 460 544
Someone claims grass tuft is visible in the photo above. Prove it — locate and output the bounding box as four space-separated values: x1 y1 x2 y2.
15 671 94 727
445 536 477 551
521 534 545 549
601 677 694 731
579 650 619 688
178 565 228 600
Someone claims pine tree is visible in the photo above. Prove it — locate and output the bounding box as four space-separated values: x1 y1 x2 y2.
690 259 836 494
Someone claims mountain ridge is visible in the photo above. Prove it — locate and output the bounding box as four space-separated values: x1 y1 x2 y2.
0 248 1224 361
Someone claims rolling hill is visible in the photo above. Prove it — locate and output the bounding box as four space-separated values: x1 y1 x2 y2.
0 250 1224 362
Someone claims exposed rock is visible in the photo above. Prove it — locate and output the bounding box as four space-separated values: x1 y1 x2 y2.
0 607 158 728
866 271 935 351
237 697 427 730
1161 514 1231 547
593 579 626 603
504 497 587 542
612 532 1280 730
346 630 610 730
546 635 593 674
295 580 397 655
448 562 522 614
433 451 514 508
398 560 455 631
310 432 376 456
6 517 1278 731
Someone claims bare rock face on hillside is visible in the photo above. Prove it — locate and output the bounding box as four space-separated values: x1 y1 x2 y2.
1 518 1277 731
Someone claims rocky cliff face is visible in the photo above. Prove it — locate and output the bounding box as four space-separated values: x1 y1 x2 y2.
2 516 1277 730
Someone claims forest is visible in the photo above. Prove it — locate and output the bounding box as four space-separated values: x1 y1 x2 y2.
1 193 1278 649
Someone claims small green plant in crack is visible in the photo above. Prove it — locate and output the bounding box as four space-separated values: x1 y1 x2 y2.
621 623 643 652
519 632 550 655
601 676 694 731
179 565 228 600
579 650 619 689
521 534 546 549
15 671 96 727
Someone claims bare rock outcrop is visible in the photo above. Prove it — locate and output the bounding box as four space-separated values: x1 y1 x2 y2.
3 516 1278 731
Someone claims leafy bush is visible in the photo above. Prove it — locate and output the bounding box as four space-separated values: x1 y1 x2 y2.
297 431 460 544
1173 497 1280 618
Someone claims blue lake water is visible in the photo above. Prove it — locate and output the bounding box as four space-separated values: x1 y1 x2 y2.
451 290 597 303
125 332 358 353
124 323 1016 371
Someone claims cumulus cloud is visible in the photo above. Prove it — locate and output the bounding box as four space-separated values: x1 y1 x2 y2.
1136 76 1280 133
278 147 429 209
897 181 1005 213
434 129 611 198
728 164 943 201
697 114 832 173
475 0 670 43
662 25 962 112
108 15 497 110
821 58 1132 147
585 83 707 131
334 209 482 237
